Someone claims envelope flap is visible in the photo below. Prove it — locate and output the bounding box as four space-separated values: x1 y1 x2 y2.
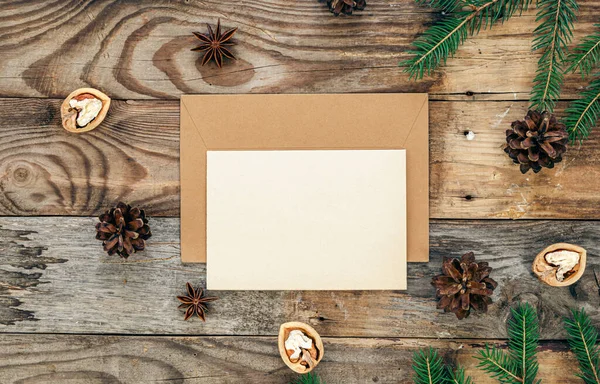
181 97 209 150
184 94 428 149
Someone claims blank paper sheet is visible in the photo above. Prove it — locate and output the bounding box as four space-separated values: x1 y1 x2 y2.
206 149 407 290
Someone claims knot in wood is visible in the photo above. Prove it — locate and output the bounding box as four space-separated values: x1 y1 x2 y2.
13 167 30 183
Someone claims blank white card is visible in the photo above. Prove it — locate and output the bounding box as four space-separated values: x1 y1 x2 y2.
206 150 407 290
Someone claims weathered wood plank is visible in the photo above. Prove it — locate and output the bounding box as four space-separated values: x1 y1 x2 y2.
1 98 599 218
1 217 599 338
0 98 180 216
430 100 600 220
0 334 579 383
0 0 599 100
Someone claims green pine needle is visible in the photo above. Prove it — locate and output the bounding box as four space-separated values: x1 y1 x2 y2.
563 75 600 142
477 345 521 383
412 348 474 384
412 347 447 384
476 303 540 384
567 24 600 77
529 0 578 112
290 372 325 384
564 308 600 384
401 0 530 80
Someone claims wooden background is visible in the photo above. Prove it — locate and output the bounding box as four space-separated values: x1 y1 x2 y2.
1 0 600 382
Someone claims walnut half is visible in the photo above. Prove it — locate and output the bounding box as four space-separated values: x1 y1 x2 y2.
278 322 324 374
61 88 111 133
532 243 586 287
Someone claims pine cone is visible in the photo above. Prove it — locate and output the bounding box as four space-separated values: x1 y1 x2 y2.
323 0 366 16
504 110 568 174
431 252 497 320
95 202 152 258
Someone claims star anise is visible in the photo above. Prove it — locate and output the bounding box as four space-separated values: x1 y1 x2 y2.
177 282 218 321
191 19 237 68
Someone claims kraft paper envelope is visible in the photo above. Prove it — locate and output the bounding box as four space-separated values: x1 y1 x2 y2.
206 149 407 290
180 93 429 264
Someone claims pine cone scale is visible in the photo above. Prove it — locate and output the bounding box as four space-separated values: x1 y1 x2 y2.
442 258 462 282
508 139 521 149
521 137 535 148
471 296 490 311
470 287 493 296
128 219 144 230
123 238 134 255
96 222 116 233
528 148 539 162
131 238 145 250
437 283 462 296
104 235 119 252
138 225 151 236
460 294 469 311
540 141 556 157
124 230 139 239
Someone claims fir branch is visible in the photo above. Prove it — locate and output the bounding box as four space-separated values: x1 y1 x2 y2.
563 75 600 142
290 372 325 384
507 303 539 383
567 24 600 77
412 347 447 384
529 0 578 112
475 304 540 384
402 0 530 79
564 308 600 384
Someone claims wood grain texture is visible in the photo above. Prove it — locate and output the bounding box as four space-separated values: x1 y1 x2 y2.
0 334 579 383
1 217 599 338
0 98 180 216
0 0 599 100
430 100 600 219
2 98 599 218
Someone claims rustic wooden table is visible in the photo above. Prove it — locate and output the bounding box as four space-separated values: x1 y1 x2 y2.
1 1 599 382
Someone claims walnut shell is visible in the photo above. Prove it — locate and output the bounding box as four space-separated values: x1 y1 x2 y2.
532 243 586 287
278 322 324 374
60 88 111 133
